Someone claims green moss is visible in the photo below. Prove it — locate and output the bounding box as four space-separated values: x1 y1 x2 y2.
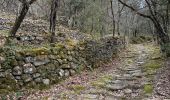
20 47 51 56
144 84 153 94
54 43 65 50
0 89 10 95
0 30 9 37
68 85 85 94
127 59 133 64
145 60 162 70
144 59 163 75
100 75 112 82
91 81 105 88
66 39 78 46
42 96 50 100
0 77 18 94
27 83 50 91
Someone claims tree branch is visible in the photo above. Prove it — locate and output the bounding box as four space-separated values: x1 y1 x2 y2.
29 0 37 5
117 0 152 19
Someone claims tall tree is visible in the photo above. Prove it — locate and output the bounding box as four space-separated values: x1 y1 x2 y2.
9 0 37 37
49 0 59 43
117 0 170 48
110 0 116 37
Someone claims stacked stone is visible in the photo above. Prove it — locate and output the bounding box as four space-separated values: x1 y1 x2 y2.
0 37 124 92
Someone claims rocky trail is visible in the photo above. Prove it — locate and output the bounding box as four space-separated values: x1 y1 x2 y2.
1 43 167 100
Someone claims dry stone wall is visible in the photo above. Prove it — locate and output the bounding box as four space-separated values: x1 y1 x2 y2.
0 37 124 93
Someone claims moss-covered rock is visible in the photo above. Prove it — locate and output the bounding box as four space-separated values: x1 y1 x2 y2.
20 47 51 56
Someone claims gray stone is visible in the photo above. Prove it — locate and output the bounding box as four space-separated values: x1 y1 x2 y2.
23 63 36 74
0 56 5 63
5 69 15 79
20 36 30 41
22 74 32 83
18 80 24 86
121 74 134 80
5 69 12 73
70 63 78 69
33 59 50 66
0 72 5 78
48 55 56 60
25 56 35 63
137 61 144 66
15 76 22 80
34 77 42 83
61 64 71 69
107 80 128 90
81 94 98 99
57 59 63 64
124 89 132 94
128 70 141 74
53 60 60 67
70 69 76 76
33 73 41 78
67 56 73 61
132 72 143 77
59 69 65 77
36 36 44 41
64 70 70 77
105 96 118 100
13 66 22 76
43 79 50 85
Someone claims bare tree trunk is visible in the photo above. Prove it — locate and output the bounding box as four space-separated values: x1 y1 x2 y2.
50 0 59 43
10 3 29 37
110 0 116 37
90 16 94 33
9 0 36 37
117 2 124 36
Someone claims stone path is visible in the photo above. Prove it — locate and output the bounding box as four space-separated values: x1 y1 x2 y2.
43 44 160 100
61 44 152 100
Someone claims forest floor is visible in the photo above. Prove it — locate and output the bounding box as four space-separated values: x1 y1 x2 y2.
0 12 169 100
3 43 168 100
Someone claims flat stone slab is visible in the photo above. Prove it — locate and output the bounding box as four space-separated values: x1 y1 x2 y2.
107 80 128 90
80 94 98 99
